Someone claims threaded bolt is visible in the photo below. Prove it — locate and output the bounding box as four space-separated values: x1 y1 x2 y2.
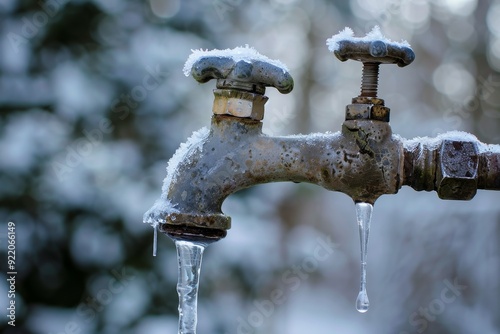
360 62 380 98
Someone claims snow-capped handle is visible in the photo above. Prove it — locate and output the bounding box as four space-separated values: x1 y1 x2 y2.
334 39 415 67
327 27 415 101
190 56 294 94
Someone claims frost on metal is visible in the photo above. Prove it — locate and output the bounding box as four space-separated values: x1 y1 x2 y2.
481 143 500 154
182 45 289 77
326 26 411 53
405 131 479 147
284 131 342 144
143 127 210 226
402 131 486 155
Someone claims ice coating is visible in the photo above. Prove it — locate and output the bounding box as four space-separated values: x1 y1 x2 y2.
143 127 210 226
326 26 411 53
182 45 289 77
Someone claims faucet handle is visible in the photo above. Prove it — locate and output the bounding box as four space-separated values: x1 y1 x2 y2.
328 27 415 67
327 27 414 101
184 46 294 95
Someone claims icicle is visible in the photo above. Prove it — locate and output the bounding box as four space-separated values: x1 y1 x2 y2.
153 222 158 257
176 240 207 334
355 202 373 313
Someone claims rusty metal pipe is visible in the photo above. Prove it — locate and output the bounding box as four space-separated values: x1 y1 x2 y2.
403 134 500 199
161 121 500 241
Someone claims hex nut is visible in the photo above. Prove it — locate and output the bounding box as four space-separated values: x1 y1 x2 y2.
371 105 390 122
346 104 371 120
351 96 384 105
437 139 479 200
345 102 390 122
212 89 268 120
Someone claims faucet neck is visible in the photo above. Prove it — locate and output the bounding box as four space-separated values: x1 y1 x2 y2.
210 114 263 138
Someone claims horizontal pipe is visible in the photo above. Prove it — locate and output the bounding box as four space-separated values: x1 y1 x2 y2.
403 133 500 198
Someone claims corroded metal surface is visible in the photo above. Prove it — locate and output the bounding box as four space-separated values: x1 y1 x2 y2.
437 140 478 200
191 57 294 94
479 150 500 190
403 136 500 199
161 115 404 238
402 140 437 192
155 40 500 243
161 113 500 241
360 62 380 97
159 224 227 242
334 38 415 121
346 97 390 122
334 40 415 67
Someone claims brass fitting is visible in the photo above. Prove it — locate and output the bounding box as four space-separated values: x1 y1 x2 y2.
212 89 268 120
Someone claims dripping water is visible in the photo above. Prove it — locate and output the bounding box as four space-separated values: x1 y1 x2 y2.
355 202 373 313
175 240 208 334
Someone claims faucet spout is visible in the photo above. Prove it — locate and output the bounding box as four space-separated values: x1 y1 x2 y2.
153 114 404 240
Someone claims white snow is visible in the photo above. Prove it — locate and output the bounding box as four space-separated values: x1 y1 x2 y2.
481 143 500 154
403 129 500 156
143 127 210 226
182 45 289 77
404 130 479 150
436 130 478 142
281 131 341 142
326 26 411 53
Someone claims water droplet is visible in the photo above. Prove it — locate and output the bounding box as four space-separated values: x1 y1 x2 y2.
356 289 369 313
176 240 207 334
355 202 373 313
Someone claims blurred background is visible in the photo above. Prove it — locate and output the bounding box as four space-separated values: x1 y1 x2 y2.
0 0 499 333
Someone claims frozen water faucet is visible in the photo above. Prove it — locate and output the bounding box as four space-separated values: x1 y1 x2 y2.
145 31 500 241
144 27 500 330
